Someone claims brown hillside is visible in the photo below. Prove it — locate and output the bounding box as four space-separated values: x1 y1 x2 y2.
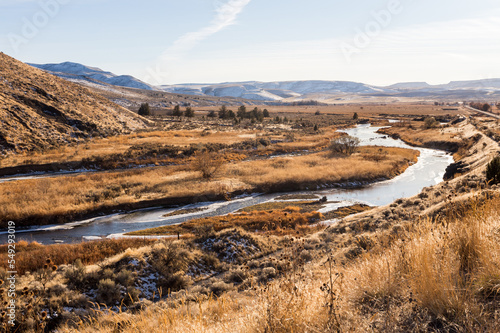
0 53 149 152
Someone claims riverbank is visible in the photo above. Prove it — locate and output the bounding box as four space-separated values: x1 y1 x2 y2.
377 122 464 152
0 146 419 228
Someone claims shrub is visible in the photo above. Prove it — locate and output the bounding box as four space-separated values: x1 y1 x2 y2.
424 116 439 129
225 268 250 284
329 136 360 156
209 280 234 296
152 244 188 272
138 103 150 116
191 151 225 179
124 287 141 306
96 279 121 305
260 267 277 281
159 272 193 292
65 259 92 291
116 269 135 287
486 156 500 185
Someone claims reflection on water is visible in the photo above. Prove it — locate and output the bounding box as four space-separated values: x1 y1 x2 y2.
12 124 453 244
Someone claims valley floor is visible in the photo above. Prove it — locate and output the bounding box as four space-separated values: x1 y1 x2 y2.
2 106 500 332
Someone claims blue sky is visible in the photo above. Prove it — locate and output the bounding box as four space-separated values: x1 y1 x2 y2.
1 0 500 86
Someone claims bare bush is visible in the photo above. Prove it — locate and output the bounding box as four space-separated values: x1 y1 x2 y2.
329 136 360 156
424 117 439 129
191 151 225 179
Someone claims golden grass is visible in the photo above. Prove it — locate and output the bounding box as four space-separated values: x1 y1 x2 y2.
0 146 418 227
0 239 156 275
227 147 419 190
1 125 339 168
128 207 324 237
378 122 464 150
0 129 260 168
57 196 500 333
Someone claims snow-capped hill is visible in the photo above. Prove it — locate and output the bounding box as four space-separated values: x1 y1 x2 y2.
442 79 500 90
29 62 155 91
259 80 391 95
160 80 395 101
387 82 432 90
202 84 284 101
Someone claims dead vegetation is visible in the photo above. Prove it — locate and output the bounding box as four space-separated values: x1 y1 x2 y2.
47 190 500 333
128 207 324 237
0 145 417 228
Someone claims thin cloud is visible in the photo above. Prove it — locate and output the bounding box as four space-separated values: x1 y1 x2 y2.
160 0 251 62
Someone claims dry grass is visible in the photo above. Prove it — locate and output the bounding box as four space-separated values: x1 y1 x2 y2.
128 207 324 237
1 123 339 169
227 147 419 191
56 196 500 333
0 146 417 227
0 129 260 168
378 121 464 151
0 238 156 275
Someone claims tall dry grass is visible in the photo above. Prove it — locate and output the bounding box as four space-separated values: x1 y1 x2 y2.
0 239 156 275
57 196 500 332
228 147 418 190
378 123 464 150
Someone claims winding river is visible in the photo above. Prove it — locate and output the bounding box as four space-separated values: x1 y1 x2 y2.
6 124 454 244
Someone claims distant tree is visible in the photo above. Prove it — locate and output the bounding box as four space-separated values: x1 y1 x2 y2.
470 102 492 112
250 107 263 122
227 110 236 119
207 110 217 118
263 109 270 118
138 103 151 116
353 112 359 120
218 105 228 119
237 105 247 119
172 105 182 117
329 136 360 156
185 107 195 118
314 124 319 131
315 110 321 116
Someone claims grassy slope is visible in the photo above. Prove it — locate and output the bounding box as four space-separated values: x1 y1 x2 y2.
0 53 149 152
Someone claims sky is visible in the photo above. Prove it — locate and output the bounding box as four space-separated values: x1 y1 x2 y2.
1 0 500 86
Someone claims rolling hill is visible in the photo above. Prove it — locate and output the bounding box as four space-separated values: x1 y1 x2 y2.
30 60 500 103
29 62 155 91
0 53 149 152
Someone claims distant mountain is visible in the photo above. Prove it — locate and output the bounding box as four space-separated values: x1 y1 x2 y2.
29 62 155 91
160 80 396 101
439 79 500 90
28 61 500 102
0 54 148 152
387 82 432 90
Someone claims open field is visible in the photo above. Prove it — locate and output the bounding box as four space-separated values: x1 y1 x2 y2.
0 117 339 171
